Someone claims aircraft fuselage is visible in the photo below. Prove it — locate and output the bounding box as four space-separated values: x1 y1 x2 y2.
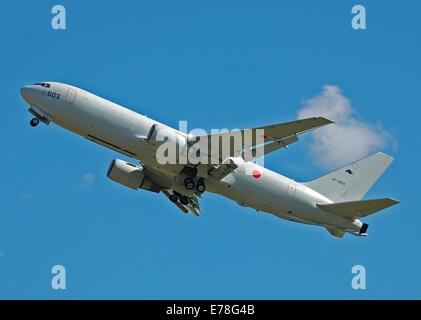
20 82 363 234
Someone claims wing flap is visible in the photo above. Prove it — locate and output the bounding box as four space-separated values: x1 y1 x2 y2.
208 158 238 180
258 116 333 139
244 135 299 162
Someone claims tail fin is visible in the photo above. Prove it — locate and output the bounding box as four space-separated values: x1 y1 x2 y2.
305 152 394 202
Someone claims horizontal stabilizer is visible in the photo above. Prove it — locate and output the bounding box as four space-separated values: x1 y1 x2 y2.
325 227 346 238
318 198 399 219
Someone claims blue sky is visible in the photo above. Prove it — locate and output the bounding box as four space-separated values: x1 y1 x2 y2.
0 0 420 299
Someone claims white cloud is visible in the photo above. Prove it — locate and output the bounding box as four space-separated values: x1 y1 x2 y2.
298 85 392 169
81 173 96 186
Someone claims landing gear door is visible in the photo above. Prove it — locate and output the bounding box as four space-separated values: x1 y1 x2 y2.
286 183 296 199
65 87 77 104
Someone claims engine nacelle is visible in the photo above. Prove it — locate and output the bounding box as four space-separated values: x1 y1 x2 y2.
107 159 160 192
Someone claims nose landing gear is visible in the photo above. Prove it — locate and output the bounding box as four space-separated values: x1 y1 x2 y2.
30 118 40 127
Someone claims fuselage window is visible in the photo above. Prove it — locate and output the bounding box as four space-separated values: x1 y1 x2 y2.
33 83 50 88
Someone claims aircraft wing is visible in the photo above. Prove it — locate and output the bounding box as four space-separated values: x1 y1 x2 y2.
195 117 333 162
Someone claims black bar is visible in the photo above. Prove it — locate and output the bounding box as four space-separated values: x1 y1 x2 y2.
0 300 419 318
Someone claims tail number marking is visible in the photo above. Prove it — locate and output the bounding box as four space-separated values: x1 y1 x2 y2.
47 91 60 99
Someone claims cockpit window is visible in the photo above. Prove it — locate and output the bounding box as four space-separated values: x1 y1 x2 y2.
33 82 50 88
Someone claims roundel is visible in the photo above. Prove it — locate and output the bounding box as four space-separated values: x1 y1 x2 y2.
251 169 262 180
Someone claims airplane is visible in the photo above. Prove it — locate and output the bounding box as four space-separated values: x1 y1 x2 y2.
20 81 399 238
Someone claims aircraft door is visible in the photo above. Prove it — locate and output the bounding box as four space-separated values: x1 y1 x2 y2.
65 87 77 104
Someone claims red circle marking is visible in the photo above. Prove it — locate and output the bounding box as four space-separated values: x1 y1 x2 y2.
252 169 262 179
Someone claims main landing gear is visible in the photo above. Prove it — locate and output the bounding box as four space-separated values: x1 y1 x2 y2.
169 192 190 206
179 195 189 205
184 177 195 190
195 180 206 193
30 118 40 127
169 194 179 203
183 177 206 193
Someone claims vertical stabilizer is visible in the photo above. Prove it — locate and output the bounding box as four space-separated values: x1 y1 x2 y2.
305 152 394 202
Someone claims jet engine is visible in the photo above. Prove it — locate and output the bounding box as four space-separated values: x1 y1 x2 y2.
107 159 160 192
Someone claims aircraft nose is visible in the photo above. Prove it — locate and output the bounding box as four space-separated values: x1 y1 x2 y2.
20 85 37 105
20 85 31 99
